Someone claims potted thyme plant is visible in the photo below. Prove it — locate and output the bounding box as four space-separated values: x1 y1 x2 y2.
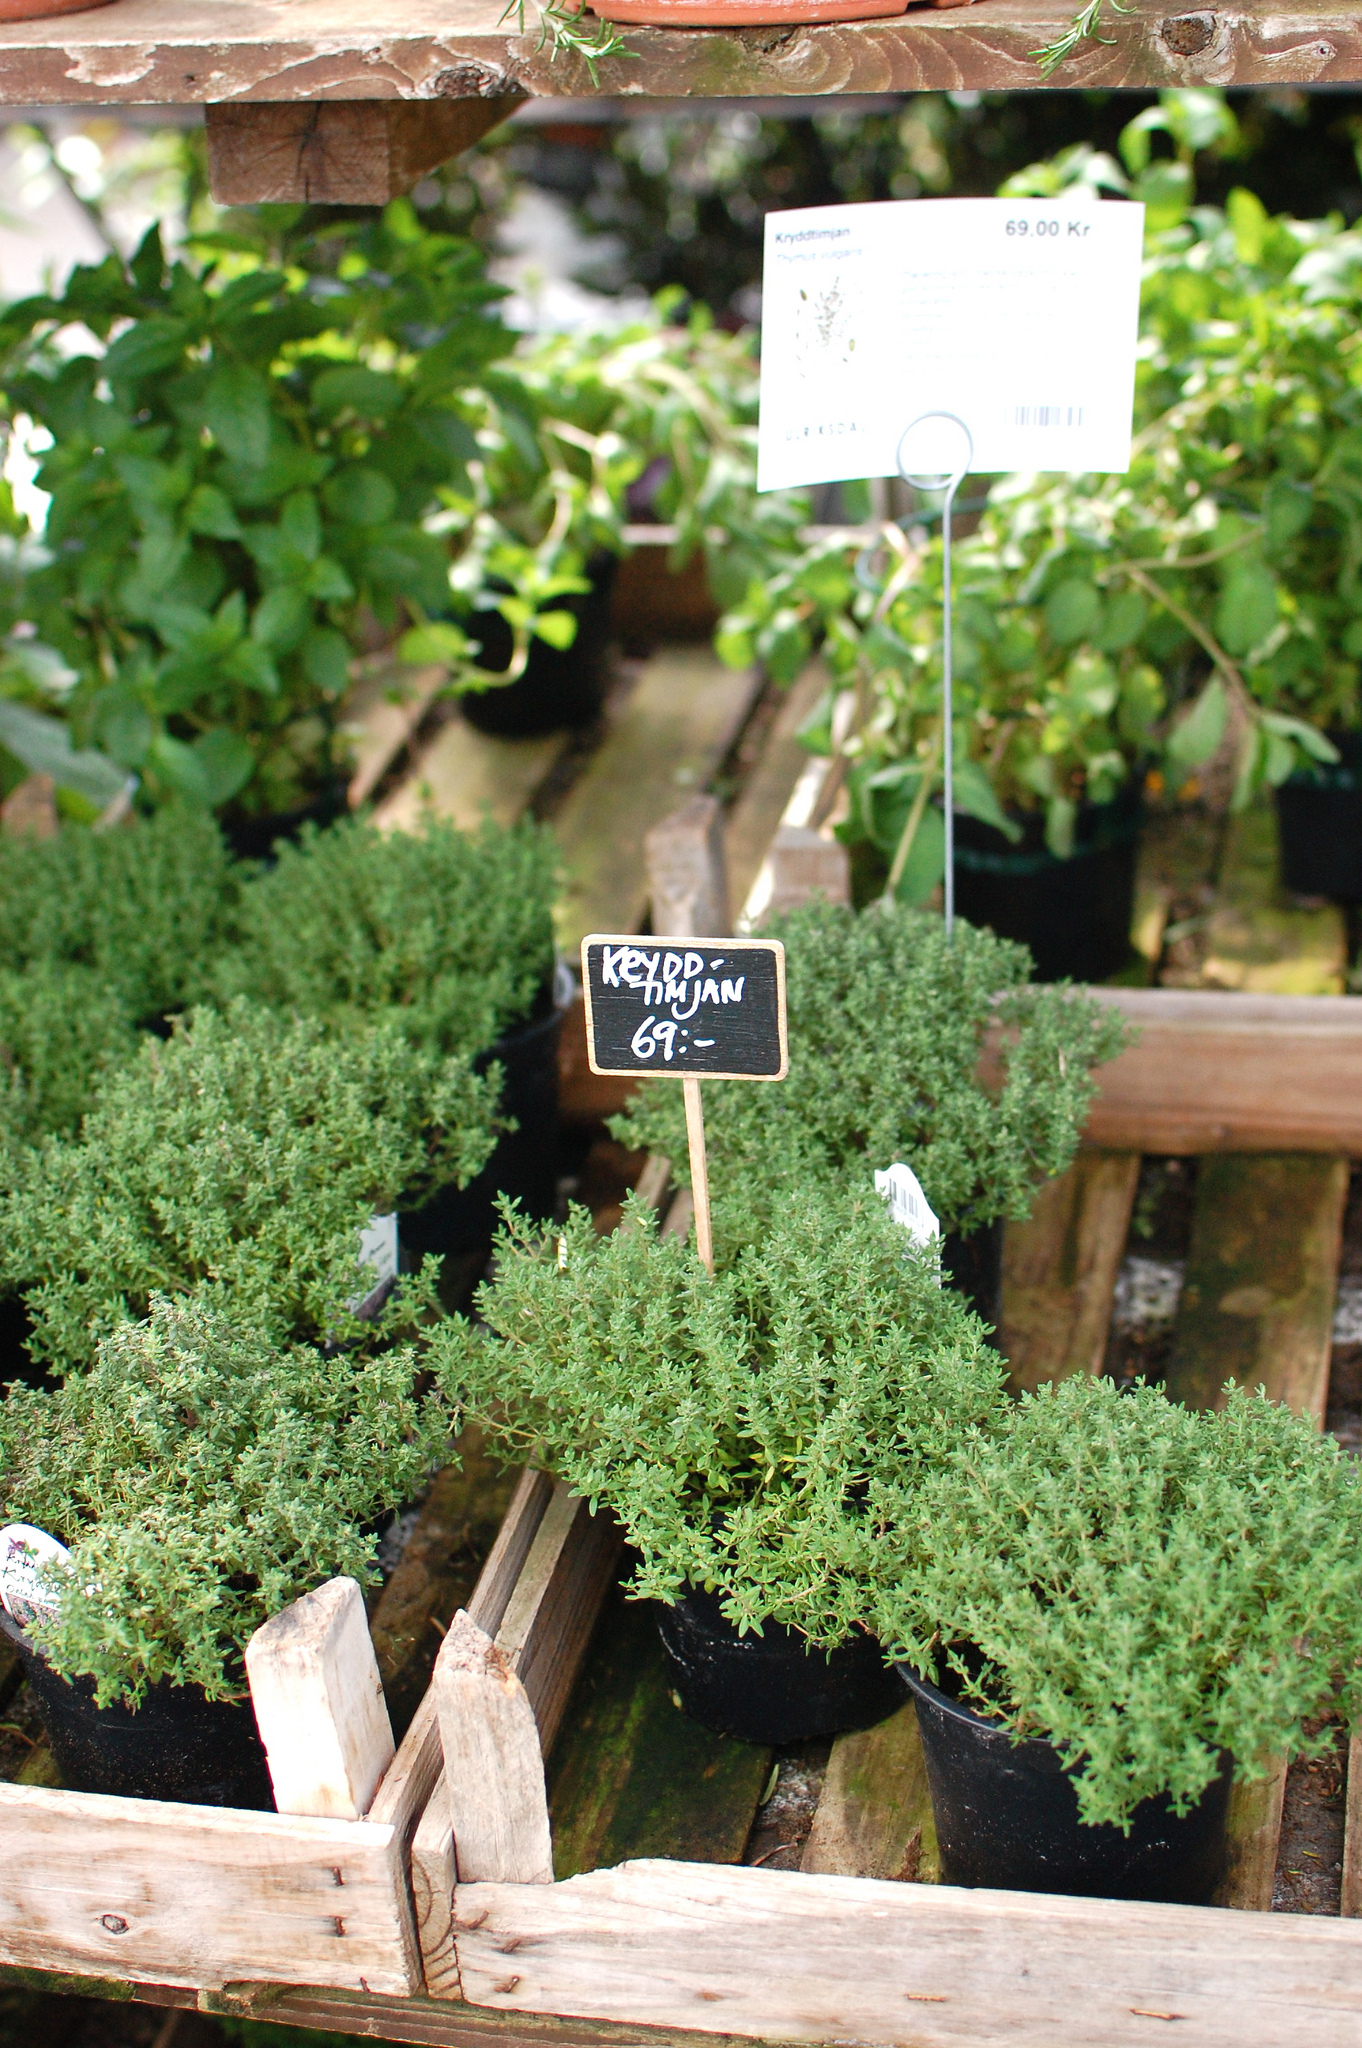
867 1372 1362 1904
0 997 499 1377
0 1292 450 1804
616 900 1128 1326
430 1186 1004 1745
218 813 563 1260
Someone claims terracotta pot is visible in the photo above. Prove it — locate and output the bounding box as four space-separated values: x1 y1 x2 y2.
591 0 906 22
0 0 117 22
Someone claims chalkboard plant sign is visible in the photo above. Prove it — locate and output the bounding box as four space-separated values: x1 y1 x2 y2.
582 934 787 1274
431 1183 1003 1746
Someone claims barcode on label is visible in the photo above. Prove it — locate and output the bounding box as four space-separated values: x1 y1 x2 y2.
1012 405 1084 428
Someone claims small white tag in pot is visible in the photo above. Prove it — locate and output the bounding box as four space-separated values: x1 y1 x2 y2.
350 1212 399 1318
0 1523 70 1628
874 1164 940 1252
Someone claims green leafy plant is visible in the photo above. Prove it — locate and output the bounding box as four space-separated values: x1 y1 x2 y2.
0 209 509 818
0 1291 452 1704
431 1186 1003 1646
0 960 137 1157
217 813 558 1056
0 999 499 1374
496 0 634 87
615 901 1128 1250
868 1372 1362 1830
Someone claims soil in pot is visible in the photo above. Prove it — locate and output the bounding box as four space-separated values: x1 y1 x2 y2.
460 557 617 739
400 972 569 1266
940 1220 1004 1335
901 1662 1232 1903
657 1584 905 1745
1275 732 1362 901
0 1609 273 1808
952 783 1143 984
221 776 349 864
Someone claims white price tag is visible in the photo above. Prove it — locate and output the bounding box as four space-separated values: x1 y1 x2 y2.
875 1164 940 1253
351 1212 399 1317
0 1522 70 1627
758 197 1144 492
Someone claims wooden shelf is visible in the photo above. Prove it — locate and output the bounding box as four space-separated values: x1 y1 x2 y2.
0 0 1351 109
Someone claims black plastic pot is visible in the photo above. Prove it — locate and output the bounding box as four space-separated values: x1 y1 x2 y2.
656 1584 905 1745
0 1609 273 1808
901 1664 1232 1903
221 777 349 864
940 1220 1004 1333
952 785 1143 984
400 978 568 1264
1275 732 1362 901
460 557 617 739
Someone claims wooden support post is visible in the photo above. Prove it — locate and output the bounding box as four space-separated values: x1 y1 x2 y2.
1344 1733 1362 1918
433 1611 555 1887
644 794 730 942
245 1577 394 1822
204 97 524 207
682 1077 714 1278
997 1152 1141 1395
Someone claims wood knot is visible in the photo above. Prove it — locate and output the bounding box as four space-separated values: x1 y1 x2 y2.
100 1914 129 1935
1159 12 1215 52
430 62 511 96
735 24 798 50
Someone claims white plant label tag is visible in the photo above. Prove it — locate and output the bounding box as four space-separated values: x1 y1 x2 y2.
0 1522 70 1627
875 1164 941 1253
757 196 1145 492
350 1212 399 1316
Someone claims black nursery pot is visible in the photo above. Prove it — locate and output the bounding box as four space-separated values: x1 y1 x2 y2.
460 556 617 739
221 776 349 864
0 1609 273 1808
952 785 1143 984
656 1585 905 1746
940 1220 1004 1334
400 977 568 1264
901 1664 1232 1904
1275 732 1362 901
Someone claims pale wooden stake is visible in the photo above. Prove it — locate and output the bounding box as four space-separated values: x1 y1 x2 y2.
1343 1731 1361 1917
682 1076 714 1277
432 1611 554 1887
245 1576 394 1822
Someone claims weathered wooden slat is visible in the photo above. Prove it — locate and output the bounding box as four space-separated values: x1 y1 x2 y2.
247 1576 395 1822
998 1152 1140 1394
1343 1735 1361 1919
374 712 567 840
547 1590 772 1885
646 793 731 941
346 660 449 812
0 0 1355 106
1215 1762 1289 1913
204 96 522 205
1083 992 1362 1156
724 666 832 919
434 1612 555 1889
0 1781 420 1995
1163 1155 1349 1421
800 1698 937 1884
452 1855 1362 2047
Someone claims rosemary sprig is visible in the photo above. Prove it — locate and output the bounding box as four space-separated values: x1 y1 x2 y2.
1032 0 1130 77
499 0 635 85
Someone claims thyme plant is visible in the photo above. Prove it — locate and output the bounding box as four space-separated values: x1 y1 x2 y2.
218 813 558 1055
0 961 137 1156
869 1373 1362 1829
431 1188 1004 1646
0 999 499 1373
616 902 1128 1251
0 1292 452 1705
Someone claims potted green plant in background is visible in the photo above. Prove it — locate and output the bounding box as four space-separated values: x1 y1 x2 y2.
616 900 1127 1326
217 812 563 1264
0 998 498 1380
865 1371 1362 1904
0 1291 450 1804
431 1186 1003 1745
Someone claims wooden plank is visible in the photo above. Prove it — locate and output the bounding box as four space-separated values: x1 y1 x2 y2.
547 1588 771 1884
0 0 1357 105
553 649 761 951
346 660 449 812
1084 991 1362 1155
494 1485 623 1757
0 1781 420 1995
246 1577 395 1822
204 97 521 205
646 794 731 940
1196 804 1347 999
433 1611 555 1887
374 712 567 838
998 1151 1140 1395
1163 1154 1349 1421
723 665 832 919
452 1854 1362 2048
1215 1761 1289 1913
1344 1734 1361 1918
800 1698 938 1884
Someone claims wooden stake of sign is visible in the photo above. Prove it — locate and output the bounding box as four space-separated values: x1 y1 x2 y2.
682 1078 715 1277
